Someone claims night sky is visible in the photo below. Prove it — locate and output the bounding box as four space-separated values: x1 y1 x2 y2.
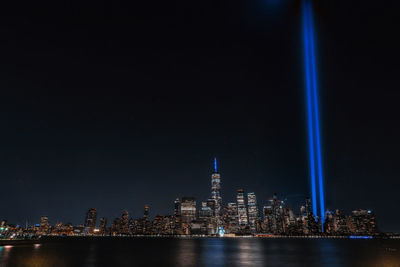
1 0 399 232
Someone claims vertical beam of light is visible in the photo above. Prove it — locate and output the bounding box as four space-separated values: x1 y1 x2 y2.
303 0 318 219
307 1 326 227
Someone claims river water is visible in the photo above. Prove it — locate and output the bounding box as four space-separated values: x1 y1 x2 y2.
0 237 399 266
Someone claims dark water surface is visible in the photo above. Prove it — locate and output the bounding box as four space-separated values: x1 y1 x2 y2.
1 238 400 267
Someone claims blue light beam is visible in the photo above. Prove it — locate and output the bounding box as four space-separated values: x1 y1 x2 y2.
303 1 318 219
307 1 326 227
303 0 325 229
214 157 218 173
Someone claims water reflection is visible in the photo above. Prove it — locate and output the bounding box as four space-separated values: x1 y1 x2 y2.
2 245 13 263
236 239 265 267
84 244 97 267
175 239 197 267
0 238 398 266
202 239 226 267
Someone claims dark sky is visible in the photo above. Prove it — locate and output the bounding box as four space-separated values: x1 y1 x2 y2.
0 0 399 231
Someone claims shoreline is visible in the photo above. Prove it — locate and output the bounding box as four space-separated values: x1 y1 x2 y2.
1 235 398 245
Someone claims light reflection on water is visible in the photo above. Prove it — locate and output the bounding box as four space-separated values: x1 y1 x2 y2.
175 239 197 267
202 239 226 267
236 239 265 267
0 238 399 266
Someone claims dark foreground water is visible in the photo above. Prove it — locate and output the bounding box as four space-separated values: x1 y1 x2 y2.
1 238 400 267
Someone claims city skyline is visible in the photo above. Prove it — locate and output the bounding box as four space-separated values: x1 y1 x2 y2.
0 157 382 236
0 155 396 232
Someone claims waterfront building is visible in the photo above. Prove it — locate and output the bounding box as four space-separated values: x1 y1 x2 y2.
144 204 149 220
84 208 97 234
199 202 213 220
247 192 259 232
348 209 378 235
121 210 130 234
211 157 222 227
111 217 121 235
174 198 180 217
237 189 248 228
99 217 107 235
39 216 50 235
181 197 196 223
225 202 239 233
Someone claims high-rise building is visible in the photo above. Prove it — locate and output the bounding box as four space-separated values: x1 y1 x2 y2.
99 217 107 235
247 192 259 232
263 203 274 233
225 202 239 233
111 217 121 235
199 202 213 220
174 198 180 217
84 208 97 234
181 197 196 223
237 189 248 228
143 204 149 221
121 210 130 234
211 157 222 225
39 216 49 234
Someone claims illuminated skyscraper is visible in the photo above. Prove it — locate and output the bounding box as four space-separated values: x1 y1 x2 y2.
225 202 239 233
247 192 259 232
236 189 248 228
143 204 149 221
199 202 213 220
99 217 107 235
211 157 222 225
180 197 196 223
121 210 130 234
84 208 97 234
39 216 49 234
174 198 180 217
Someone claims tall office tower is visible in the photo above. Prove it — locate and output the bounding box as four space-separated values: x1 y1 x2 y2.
84 208 97 234
199 202 213 220
237 189 248 228
226 202 239 233
180 197 196 223
247 192 259 232
39 216 50 234
99 217 107 235
121 210 130 234
111 217 122 235
211 158 222 223
143 204 149 221
263 204 274 233
305 198 312 216
174 198 181 217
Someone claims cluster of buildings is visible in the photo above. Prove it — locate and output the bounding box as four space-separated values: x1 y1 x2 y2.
0 158 379 238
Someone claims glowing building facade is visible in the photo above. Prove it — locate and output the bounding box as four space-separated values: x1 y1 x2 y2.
247 192 259 232
180 197 196 223
84 208 97 234
211 157 222 226
237 189 248 228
